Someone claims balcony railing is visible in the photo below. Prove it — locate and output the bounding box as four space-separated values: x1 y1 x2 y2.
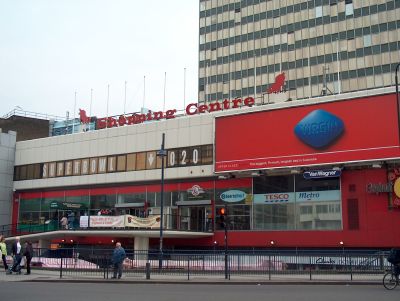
0 214 213 237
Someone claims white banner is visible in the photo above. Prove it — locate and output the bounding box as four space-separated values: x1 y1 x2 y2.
89 216 125 228
79 216 89 228
125 215 161 229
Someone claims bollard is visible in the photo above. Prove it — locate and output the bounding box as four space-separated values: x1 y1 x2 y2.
146 262 151 279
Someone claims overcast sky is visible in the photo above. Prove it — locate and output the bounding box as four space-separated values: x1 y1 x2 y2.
0 0 199 119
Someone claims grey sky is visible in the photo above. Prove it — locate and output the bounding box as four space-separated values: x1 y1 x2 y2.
0 0 199 119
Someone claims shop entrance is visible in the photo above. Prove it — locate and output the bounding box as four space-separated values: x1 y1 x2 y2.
179 206 212 232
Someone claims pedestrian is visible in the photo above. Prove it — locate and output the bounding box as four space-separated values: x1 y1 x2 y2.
9 236 22 274
60 215 68 229
67 211 75 230
23 241 33 275
111 242 126 279
0 235 8 272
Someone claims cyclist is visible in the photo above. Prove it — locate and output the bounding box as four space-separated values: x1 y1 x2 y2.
388 248 400 280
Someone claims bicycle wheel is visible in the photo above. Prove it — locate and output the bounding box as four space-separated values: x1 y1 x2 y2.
383 272 398 290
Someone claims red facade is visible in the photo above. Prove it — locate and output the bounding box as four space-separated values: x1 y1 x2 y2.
14 168 400 249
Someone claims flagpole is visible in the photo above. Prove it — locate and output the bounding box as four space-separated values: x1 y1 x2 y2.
183 67 186 112
143 75 146 112
72 91 77 134
124 81 127 114
337 39 341 94
89 88 93 118
106 84 109 129
163 72 167 112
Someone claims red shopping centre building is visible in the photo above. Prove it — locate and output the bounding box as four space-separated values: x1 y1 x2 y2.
10 88 400 251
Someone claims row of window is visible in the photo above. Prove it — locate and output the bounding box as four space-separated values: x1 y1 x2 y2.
18 175 342 231
201 64 396 101
200 21 399 68
200 1 396 35
200 16 399 52
200 0 352 18
200 0 357 17
199 41 400 87
14 145 214 181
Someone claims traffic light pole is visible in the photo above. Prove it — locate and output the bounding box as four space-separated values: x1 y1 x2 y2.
157 133 167 270
224 204 229 280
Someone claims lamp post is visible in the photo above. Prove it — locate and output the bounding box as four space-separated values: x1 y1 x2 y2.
157 133 167 270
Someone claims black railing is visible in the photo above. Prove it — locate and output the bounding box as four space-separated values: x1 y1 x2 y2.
0 247 391 281
0 213 210 237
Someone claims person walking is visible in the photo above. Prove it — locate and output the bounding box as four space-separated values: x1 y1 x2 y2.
9 236 22 274
111 242 126 279
60 215 68 229
23 241 33 275
0 235 8 272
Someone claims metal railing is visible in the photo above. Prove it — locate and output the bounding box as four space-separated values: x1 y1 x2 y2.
2 108 64 121
0 213 212 237
0 247 391 281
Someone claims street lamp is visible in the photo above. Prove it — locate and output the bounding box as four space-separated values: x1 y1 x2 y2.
339 240 344 254
157 133 167 269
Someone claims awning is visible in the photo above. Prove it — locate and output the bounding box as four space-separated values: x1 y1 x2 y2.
115 202 145 208
176 200 211 206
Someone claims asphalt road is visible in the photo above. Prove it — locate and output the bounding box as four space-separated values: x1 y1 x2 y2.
1 283 398 301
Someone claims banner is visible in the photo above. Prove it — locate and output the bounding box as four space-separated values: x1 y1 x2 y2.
124 215 161 229
254 190 340 204
215 93 400 172
79 216 89 228
89 216 125 228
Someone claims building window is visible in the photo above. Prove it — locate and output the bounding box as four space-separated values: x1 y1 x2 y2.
363 34 372 47
253 175 342 231
315 6 323 18
345 1 354 16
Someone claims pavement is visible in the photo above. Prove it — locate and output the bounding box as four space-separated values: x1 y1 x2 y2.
0 268 385 285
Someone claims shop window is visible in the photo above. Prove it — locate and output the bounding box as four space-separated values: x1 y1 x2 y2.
253 175 342 231
201 145 213 165
20 165 27 180
90 194 117 215
14 166 21 181
126 153 136 171
117 155 126 172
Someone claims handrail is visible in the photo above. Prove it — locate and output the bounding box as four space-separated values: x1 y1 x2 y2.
2 108 65 121
0 213 212 238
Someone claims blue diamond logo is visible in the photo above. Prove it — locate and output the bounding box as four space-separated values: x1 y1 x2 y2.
294 109 344 148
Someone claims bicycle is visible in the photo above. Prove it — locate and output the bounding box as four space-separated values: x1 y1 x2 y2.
383 266 399 290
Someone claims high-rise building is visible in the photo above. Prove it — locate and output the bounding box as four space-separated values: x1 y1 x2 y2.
198 0 400 104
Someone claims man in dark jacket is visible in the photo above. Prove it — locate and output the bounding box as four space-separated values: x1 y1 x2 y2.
111 242 126 279
9 236 22 274
23 241 33 275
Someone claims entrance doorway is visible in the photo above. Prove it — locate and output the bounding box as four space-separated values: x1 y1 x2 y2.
179 206 211 232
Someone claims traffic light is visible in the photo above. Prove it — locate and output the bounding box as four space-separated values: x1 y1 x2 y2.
217 207 227 228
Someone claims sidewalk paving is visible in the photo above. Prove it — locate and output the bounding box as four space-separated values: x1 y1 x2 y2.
0 269 385 285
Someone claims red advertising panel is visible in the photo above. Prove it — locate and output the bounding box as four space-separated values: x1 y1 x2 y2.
215 93 400 172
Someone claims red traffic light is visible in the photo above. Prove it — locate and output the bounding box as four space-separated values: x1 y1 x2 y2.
218 207 226 216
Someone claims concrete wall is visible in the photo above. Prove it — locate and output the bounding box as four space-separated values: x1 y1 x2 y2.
0 130 16 226
0 115 49 142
